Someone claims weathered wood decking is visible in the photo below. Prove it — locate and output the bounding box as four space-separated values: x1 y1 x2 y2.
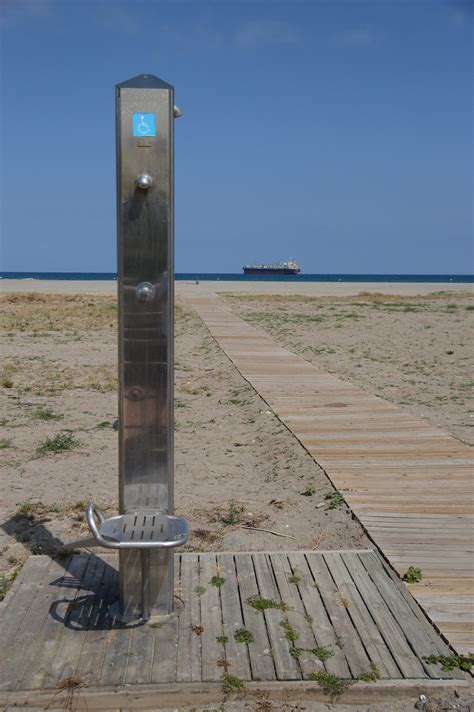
187 296 474 654
0 551 469 709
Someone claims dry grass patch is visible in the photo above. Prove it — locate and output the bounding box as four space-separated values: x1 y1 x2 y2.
0 357 117 396
220 290 474 305
0 293 117 333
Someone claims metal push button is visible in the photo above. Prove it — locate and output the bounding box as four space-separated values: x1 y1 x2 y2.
136 282 155 303
136 174 153 190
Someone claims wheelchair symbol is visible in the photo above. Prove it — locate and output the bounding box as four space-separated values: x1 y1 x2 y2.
137 115 151 135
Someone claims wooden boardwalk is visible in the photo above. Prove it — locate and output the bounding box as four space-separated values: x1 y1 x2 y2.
187 296 474 654
0 551 469 709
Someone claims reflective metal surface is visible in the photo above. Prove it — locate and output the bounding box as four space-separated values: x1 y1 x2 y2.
136 174 153 190
116 74 176 617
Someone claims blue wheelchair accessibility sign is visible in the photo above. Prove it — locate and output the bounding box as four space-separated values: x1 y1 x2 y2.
133 113 157 137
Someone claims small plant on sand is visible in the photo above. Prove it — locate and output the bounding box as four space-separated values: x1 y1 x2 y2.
403 566 422 583
309 645 334 662
325 491 344 509
0 438 12 449
246 595 289 613
95 420 111 429
149 622 163 629
210 574 226 588
309 670 355 702
234 628 254 644
194 585 206 596
17 501 32 515
222 672 245 697
216 634 228 645
280 619 299 642
0 569 18 601
32 405 63 421
301 484 316 496
423 654 474 672
358 662 380 682
36 431 79 456
221 499 241 526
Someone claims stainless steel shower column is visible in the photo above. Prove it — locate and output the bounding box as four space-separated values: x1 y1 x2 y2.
116 74 176 618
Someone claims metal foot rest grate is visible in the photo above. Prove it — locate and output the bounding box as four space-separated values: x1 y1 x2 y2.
67 503 188 620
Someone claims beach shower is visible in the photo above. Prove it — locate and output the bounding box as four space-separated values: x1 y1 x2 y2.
67 74 188 621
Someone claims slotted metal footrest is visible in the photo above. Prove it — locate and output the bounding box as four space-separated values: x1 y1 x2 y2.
97 510 188 549
66 503 189 621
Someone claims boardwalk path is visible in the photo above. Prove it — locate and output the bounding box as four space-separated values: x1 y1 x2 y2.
186 296 474 654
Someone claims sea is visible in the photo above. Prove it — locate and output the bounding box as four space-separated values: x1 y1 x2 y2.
0 272 473 283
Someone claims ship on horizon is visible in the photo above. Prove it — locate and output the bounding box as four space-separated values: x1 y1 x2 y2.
243 258 301 276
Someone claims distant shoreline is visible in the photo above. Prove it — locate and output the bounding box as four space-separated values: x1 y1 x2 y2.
1 279 472 297
1 272 473 283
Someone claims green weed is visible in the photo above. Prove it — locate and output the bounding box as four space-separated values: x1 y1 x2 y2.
358 662 380 682
403 566 422 583
95 420 111 429
325 491 344 509
234 628 254 644
210 575 226 588
32 406 63 421
288 574 301 585
216 634 228 645
309 670 355 702
222 499 241 526
289 647 304 658
194 585 206 596
17 502 32 515
221 672 245 697
0 438 12 449
246 595 289 613
0 569 18 601
309 645 334 662
301 484 316 496
423 654 474 672
280 619 299 642
36 431 79 456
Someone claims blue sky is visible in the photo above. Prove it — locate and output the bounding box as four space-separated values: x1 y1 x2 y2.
0 0 472 274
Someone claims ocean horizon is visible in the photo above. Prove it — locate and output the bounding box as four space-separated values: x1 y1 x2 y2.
0 271 473 284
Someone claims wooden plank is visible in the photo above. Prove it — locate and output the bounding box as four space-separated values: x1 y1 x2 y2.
199 553 225 682
341 553 427 678
269 553 320 679
289 553 351 678
75 557 116 687
216 553 252 679
360 552 465 680
150 556 181 684
0 557 75 692
176 553 202 683
305 553 371 678
252 553 301 681
187 296 474 653
20 555 91 691
90 559 131 688
234 552 276 681
0 556 51 651
322 552 400 679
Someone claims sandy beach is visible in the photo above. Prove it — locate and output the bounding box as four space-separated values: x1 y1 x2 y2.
0 281 472 710
1 280 472 578
1 278 471 296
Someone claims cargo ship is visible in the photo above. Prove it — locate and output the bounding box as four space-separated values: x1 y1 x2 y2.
243 259 301 276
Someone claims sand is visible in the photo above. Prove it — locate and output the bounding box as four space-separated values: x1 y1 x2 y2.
1 277 471 296
0 282 472 709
